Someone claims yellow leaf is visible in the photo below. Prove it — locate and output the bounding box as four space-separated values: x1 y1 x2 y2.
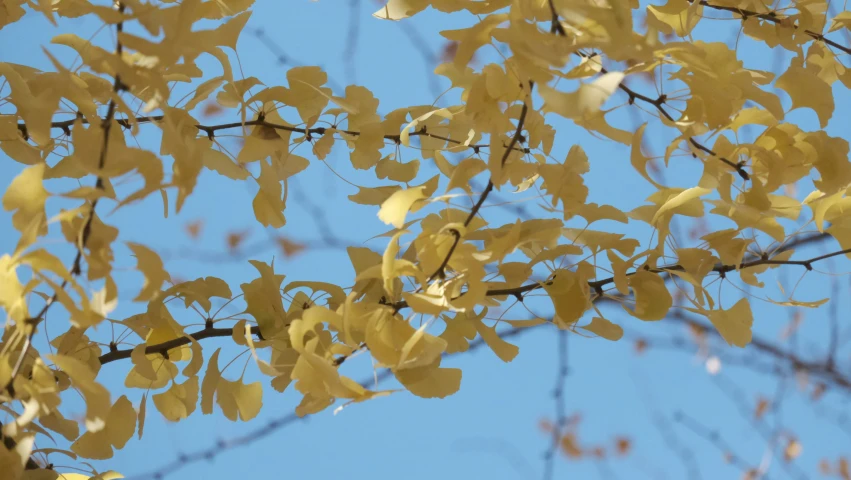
707 298 753 347
395 359 461 398
130 344 158 381
651 187 711 225
373 0 428 20
624 271 671 321
2 164 48 235
631 124 662 188
201 349 222 415
39 411 79 442
441 14 508 67
376 157 420 183
126 243 168 302
106 396 136 449
241 260 287 338
71 395 136 459
49 354 110 433
252 159 286 228
153 377 199 422
285 66 331 125
829 11 851 31
183 335 204 378
216 378 263 421
349 185 401 206
125 355 177 390
471 318 519 362
580 317 624 341
538 145 589 217
70 430 112 460
312 130 336 160
165 276 232 312
647 0 703 36
138 393 147 439
542 270 590 327
776 59 834 128
399 108 453 146
397 320 447 370
402 292 453 315
202 147 249 179
378 186 427 228
540 72 625 119
0 254 28 322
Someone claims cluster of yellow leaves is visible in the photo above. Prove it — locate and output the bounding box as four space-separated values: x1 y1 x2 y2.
1 0 851 475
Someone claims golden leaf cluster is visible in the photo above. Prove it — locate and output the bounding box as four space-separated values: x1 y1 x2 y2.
0 0 850 476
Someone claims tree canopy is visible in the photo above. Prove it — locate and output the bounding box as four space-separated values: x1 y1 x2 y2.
2 0 851 478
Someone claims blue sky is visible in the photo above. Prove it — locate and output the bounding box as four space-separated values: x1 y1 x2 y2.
2 1 851 479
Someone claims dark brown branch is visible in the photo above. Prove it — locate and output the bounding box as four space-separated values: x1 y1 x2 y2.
98 326 261 365
548 3 749 180
15 114 526 156
583 56 749 181
695 0 851 55
394 243 851 311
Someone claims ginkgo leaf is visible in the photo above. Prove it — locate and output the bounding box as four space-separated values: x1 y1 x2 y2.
542 270 590 327
441 14 508 67
183 335 204 378
154 377 199 422
378 186 427 228
580 317 624 341
201 349 222 415
49 355 111 433
540 72 625 119
127 243 169 302
138 393 147 439
395 359 461 399
71 395 136 459
471 318 519 362
399 108 453 146
241 260 287 338
647 0 703 37
130 344 158 381
2 164 48 235
777 59 834 128
216 378 263 421
707 298 754 347
373 0 428 20
252 158 286 228
651 187 711 225
624 271 671 321
106 396 136 449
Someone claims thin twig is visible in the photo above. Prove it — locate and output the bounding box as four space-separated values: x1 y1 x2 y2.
427 94 531 281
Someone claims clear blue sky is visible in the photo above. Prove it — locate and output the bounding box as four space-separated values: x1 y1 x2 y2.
2 1 850 479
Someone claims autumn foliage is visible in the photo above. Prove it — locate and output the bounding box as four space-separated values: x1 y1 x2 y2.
1 0 851 478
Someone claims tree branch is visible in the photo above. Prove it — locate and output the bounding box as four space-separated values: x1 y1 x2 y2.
548 1 750 180
15 114 526 157
695 0 851 55
394 243 851 311
98 325 261 365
